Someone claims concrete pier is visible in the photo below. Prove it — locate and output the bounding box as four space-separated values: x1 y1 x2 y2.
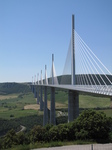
50 87 55 125
43 86 48 126
68 90 79 122
40 86 43 111
34 86 37 98
68 15 79 122
110 97 112 109
32 85 34 93
37 86 39 104
35 91 37 98
50 54 56 125
71 14 75 85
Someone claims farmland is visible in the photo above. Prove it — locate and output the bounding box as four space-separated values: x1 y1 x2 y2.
0 82 112 137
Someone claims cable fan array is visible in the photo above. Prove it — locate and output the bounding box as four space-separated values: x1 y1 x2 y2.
61 30 112 95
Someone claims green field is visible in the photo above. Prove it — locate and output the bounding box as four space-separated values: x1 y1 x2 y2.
50 90 112 117
79 95 111 108
0 92 38 119
0 90 112 119
0 83 112 149
0 85 112 139
0 82 111 125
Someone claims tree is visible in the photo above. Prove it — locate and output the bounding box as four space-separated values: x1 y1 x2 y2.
58 124 69 141
75 110 112 141
67 121 76 141
0 138 3 149
2 129 17 149
17 132 30 145
49 126 59 141
30 125 46 143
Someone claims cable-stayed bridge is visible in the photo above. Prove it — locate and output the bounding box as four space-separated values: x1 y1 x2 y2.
31 15 112 126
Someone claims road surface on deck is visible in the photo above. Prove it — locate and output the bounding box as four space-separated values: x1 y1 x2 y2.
32 143 112 150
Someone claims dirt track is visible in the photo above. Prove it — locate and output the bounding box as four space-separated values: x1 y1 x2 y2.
0 95 18 100
24 101 66 110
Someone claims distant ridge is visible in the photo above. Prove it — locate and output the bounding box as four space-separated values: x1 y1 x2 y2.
47 74 112 85
0 82 31 95
1 74 111 95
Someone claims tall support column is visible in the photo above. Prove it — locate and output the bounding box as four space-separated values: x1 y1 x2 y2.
68 15 79 122
71 14 75 85
43 65 48 126
34 85 37 98
40 86 43 111
33 75 37 97
43 86 48 126
37 73 40 104
37 86 39 104
50 87 55 125
68 90 79 122
40 70 43 111
31 77 34 93
32 85 34 93
52 54 54 85
32 76 33 90
110 97 112 107
50 54 56 125
35 91 37 98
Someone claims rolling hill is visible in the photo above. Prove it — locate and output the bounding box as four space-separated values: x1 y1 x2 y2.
0 82 31 95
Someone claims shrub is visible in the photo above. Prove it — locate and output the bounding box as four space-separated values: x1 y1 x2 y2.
49 126 59 141
10 114 14 117
67 122 76 141
75 110 112 141
75 129 89 140
17 132 30 145
58 124 69 141
30 125 46 143
2 129 17 149
109 131 112 142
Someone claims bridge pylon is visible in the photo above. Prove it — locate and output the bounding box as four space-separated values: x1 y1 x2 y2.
37 73 40 104
43 65 48 126
50 54 56 125
40 70 43 111
68 14 79 122
71 14 75 85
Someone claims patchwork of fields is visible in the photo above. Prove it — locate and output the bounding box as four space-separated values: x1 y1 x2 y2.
0 82 112 137
0 90 112 119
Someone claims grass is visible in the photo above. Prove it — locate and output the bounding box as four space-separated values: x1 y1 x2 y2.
55 90 68 104
98 109 112 118
51 91 112 117
0 92 37 119
0 90 112 149
48 90 111 109
0 109 38 119
0 90 112 119
0 94 19 100
79 95 111 108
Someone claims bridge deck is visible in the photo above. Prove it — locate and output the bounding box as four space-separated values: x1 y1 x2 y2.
33 84 112 97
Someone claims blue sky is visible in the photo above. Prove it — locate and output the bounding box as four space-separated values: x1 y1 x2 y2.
0 0 112 82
